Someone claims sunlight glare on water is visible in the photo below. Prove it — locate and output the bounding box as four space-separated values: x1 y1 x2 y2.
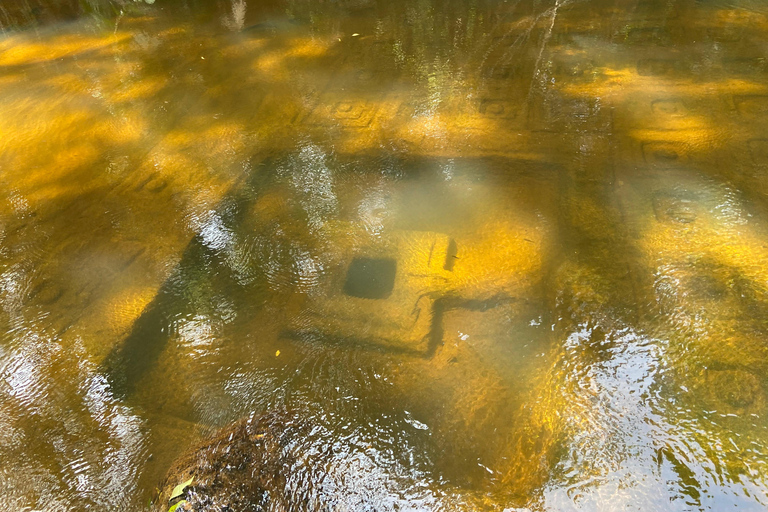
1 0 768 510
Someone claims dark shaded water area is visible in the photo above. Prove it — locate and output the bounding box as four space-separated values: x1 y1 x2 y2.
2 0 768 510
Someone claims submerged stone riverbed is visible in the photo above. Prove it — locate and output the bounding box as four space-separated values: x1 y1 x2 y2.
1 0 768 510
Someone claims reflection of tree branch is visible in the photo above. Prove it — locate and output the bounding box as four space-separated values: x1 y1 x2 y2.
113 8 122 35
223 0 247 32
527 0 575 106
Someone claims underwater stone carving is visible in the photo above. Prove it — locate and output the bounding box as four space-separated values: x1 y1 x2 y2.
292 229 455 354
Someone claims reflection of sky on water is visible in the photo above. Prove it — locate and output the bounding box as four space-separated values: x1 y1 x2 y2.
284 144 338 233
543 327 768 510
0 336 146 509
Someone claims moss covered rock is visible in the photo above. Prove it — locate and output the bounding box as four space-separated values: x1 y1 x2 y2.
153 409 308 512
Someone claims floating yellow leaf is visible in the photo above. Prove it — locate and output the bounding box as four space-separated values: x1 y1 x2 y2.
170 477 193 501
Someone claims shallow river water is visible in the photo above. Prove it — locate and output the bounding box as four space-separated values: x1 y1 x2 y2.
2 0 768 510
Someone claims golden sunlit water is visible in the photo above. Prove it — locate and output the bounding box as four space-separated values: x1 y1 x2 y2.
2 0 768 510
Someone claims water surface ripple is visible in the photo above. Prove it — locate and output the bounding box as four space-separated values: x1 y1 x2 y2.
1 0 768 510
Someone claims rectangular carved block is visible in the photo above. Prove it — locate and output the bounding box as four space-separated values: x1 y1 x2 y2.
292 229 455 353
301 98 379 128
641 141 690 168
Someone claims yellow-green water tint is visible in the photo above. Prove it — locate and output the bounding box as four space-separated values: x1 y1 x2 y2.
1 0 768 510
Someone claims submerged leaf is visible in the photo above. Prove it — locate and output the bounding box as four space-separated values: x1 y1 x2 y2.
168 500 188 512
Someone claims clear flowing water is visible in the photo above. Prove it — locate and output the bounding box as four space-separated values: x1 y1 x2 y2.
2 0 768 510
